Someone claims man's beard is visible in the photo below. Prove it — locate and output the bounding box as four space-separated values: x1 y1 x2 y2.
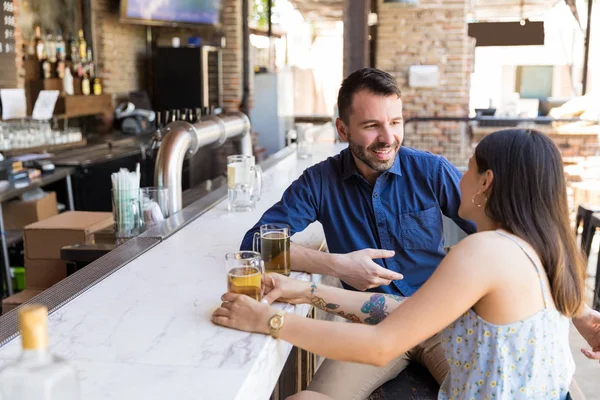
348 136 400 172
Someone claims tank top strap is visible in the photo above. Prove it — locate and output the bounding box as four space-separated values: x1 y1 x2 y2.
495 230 548 308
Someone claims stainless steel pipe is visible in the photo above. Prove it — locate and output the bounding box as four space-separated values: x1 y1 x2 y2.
154 112 252 215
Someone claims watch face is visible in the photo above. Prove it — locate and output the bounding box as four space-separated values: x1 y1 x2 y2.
270 315 283 329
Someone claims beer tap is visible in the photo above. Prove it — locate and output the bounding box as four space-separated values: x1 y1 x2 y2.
149 111 165 154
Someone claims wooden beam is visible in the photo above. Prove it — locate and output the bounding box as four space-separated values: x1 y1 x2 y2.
582 0 593 95
343 0 370 77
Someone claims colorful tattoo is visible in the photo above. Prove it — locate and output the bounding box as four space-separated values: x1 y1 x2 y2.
337 311 362 323
360 294 390 325
310 282 317 295
310 296 361 323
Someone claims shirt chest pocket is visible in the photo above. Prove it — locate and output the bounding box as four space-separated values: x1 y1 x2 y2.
399 206 443 250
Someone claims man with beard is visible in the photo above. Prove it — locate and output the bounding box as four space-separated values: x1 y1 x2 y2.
240 68 475 399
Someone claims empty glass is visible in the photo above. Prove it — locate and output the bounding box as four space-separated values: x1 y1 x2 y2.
296 123 314 159
0 120 82 151
140 187 169 229
227 155 263 212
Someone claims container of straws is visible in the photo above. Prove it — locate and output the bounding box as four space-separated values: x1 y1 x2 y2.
111 164 144 243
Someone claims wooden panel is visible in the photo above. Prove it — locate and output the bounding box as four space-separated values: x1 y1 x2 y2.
343 0 370 77
26 78 83 115
63 94 112 118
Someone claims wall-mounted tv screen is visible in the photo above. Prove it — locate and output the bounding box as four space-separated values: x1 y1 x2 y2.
120 0 221 27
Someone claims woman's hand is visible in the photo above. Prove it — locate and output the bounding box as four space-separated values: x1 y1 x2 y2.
263 273 312 305
212 292 274 334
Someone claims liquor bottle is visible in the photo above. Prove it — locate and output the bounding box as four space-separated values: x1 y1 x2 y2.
55 29 66 61
26 37 35 57
93 78 102 95
42 58 52 79
81 71 91 96
34 26 45 61
78 30 87 63
68 34 79 63
56 60 66 79
45 33 56 64
63 67 74 95
0 305 79 400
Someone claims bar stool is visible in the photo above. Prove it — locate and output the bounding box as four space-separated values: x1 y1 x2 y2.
589 213 600 311
575 204 600 258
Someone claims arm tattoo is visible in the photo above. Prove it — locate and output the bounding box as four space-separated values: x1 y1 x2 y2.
309 284 361 323
386 294 405 302
360 294 405 325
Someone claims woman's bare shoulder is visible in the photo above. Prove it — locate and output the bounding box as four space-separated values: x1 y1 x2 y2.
445 230 523 270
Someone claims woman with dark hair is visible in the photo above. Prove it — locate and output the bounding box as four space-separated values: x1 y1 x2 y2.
213 129 589 399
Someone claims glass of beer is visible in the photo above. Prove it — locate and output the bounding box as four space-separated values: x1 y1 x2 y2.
253 223 291 276
225 251 264 301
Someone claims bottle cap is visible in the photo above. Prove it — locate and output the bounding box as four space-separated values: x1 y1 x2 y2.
19 305 48 350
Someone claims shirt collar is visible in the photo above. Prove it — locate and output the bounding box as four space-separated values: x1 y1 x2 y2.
341 147 403 181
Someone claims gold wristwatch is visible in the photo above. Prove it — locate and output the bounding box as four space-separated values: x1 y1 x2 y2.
268 311 286 339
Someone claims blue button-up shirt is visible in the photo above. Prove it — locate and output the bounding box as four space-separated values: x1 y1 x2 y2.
240 147 476 296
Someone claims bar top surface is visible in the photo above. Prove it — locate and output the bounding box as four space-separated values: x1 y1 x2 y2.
0 143 347 400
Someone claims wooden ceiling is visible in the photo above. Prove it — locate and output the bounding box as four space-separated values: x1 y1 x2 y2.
287 0 561 22
288 0 343 21
468 0 561 20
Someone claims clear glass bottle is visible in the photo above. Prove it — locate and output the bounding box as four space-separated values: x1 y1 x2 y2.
0 305 79 400
45 33 56 63
55 29 66 61
34 26 45 61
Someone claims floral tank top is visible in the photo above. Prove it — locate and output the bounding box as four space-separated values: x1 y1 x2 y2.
438 231 575 400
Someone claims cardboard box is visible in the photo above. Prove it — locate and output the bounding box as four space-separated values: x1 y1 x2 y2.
93 227 116 245
2 192 58 230
24 212 113 289
25 258 67 290
1 289 43 315
25 212 113 260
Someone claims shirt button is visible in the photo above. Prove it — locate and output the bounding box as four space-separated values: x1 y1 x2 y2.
373 192 379 198
378 223 384 228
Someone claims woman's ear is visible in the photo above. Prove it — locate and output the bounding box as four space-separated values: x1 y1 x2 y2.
480 169 494 195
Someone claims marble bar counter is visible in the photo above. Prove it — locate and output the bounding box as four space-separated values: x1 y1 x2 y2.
0 143 348 400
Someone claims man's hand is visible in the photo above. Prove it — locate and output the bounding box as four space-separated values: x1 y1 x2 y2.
332 249 403 291
262 273 312 305
573 304 600 361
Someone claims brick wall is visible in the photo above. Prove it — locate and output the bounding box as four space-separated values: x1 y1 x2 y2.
221 0 243 111
473 127 600 158
375 0 473 166
8 0 245 111
91 0 244 111
92 0 147 98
